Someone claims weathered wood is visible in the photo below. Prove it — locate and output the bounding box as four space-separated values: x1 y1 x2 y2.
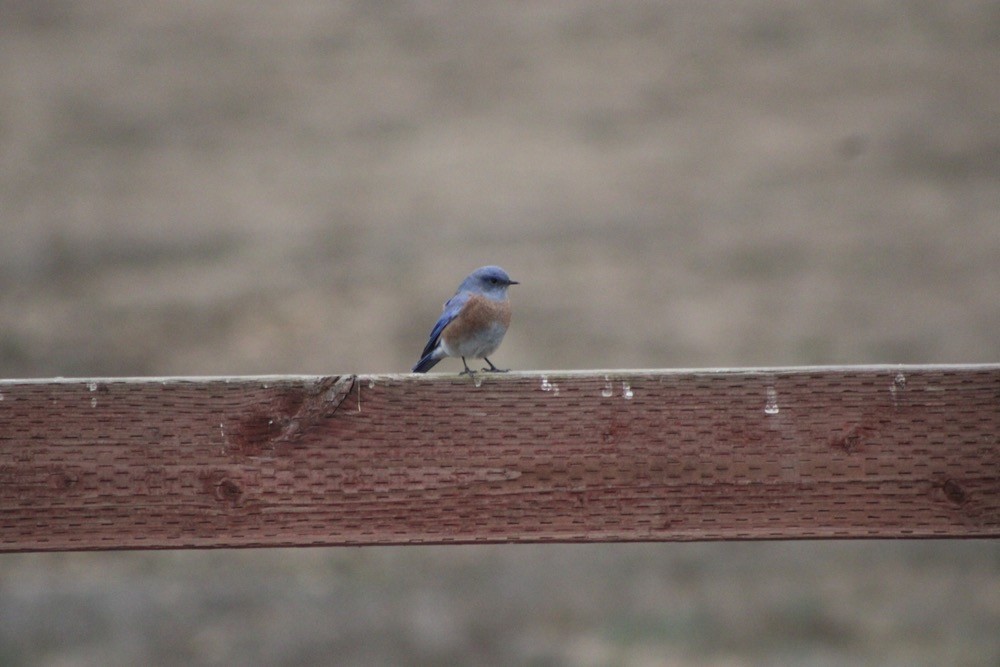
0 365 997 551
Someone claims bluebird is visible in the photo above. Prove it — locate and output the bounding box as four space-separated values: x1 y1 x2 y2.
412 266 519 374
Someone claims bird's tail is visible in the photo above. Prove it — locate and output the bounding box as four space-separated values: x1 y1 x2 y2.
412 353 443 373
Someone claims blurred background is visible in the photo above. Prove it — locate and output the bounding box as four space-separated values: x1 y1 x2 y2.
0 1 998 665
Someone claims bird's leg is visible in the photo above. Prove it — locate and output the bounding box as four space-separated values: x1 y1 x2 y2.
482 357 509 373
459 357 477 375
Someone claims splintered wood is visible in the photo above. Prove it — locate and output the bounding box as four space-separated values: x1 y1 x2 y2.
1 366 997 551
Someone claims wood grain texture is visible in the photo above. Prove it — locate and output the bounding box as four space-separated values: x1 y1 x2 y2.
1 366 997 551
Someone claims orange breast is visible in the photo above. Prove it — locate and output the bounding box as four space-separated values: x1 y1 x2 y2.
440 294 511 357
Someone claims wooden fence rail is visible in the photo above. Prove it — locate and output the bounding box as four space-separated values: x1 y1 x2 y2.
0 365 997 552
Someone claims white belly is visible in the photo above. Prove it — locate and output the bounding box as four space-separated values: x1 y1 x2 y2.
441 322 508 359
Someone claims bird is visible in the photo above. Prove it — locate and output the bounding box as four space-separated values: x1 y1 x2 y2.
412 266 518 374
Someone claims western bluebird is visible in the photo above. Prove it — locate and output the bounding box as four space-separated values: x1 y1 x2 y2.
412 266 518 374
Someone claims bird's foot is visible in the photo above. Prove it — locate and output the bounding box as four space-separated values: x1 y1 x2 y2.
482 358 509 373
459 358 477 375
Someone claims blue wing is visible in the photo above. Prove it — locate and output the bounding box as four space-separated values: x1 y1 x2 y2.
420 291 470 359
412 293 469 372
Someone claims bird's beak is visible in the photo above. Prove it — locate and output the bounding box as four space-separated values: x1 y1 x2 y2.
508 280 520 285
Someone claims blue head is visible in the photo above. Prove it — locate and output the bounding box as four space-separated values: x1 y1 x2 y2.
458 266 519 298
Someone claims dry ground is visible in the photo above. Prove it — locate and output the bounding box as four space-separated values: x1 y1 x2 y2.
1 1 998 665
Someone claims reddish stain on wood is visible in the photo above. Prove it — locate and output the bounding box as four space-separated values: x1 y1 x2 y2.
0 366 997 552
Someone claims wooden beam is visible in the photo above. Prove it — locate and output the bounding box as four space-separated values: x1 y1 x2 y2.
1 365 997 551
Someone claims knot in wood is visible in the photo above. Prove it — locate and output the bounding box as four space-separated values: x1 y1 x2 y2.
214 479 243 504
942 479 968 506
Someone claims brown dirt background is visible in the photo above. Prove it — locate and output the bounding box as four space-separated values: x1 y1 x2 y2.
1 1 998 665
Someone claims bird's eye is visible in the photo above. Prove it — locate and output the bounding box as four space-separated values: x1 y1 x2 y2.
489 278 499 285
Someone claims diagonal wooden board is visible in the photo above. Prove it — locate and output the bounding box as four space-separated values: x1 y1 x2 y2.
1 365 997 551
